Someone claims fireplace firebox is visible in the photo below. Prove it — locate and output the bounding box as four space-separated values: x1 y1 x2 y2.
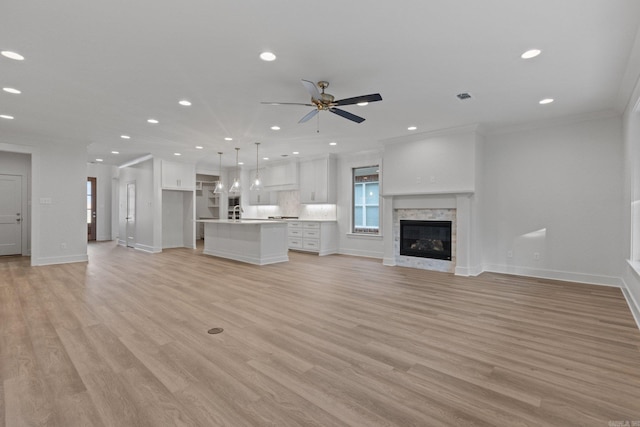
400 220 452 260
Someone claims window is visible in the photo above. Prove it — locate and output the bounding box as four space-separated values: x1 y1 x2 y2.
353 165 380 234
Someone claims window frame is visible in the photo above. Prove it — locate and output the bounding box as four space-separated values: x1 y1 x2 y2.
351 164 381 235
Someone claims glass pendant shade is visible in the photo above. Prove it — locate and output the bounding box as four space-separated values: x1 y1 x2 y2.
250 142 264 191
228 147 241 194
213 152 225 194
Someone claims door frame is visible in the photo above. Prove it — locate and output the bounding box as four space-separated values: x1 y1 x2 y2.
0 147 31 259
0 174 23 256
126 181 136 248
87 177 97 241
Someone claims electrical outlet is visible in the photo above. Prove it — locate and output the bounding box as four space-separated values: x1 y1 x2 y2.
507 250 513 258
60 243 67 250
533 252 540 260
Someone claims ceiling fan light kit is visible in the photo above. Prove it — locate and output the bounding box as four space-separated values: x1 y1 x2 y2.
262 79 382 125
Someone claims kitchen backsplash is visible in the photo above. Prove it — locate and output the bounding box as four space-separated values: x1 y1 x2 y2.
247 190 336 220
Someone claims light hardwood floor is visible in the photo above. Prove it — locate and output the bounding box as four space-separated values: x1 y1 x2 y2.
1 241 640 426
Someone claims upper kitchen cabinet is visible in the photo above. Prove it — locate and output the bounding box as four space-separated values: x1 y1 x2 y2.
264 160 298 191
248 168 278 205
299 155 336 204
161 160 195 190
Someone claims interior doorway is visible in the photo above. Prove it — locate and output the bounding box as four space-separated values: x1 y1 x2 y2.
126 181 136 248
0 174 22 255
87 177 97 241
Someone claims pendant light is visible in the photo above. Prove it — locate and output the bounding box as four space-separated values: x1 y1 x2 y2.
213 152 225 194
228 147 241 194
250 142 264 191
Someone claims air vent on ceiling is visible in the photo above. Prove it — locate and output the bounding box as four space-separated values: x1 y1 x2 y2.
456 92 472 100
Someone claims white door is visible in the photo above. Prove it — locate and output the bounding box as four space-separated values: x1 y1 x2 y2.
126 182 136 248
0 175 22 256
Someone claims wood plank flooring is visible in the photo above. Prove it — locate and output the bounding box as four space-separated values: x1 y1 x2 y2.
1 241 640 426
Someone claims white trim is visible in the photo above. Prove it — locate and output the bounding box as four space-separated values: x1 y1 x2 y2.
621 284 640 331
627 259 640 277
383 257 396 266
118 154 153 169
34 254 88 266
487 109 619 136
135 243 161 253
483 263 623 288
380 123 480 145
345 232 383 239
203 248 288 265
455 264 483 277
338 248 384 259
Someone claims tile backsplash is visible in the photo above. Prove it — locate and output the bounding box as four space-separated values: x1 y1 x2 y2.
277 190 337 220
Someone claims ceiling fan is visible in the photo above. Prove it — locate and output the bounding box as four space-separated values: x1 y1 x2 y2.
262 80 382 124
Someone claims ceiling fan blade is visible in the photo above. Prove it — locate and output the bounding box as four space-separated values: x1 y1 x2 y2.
301 79 322 101
298 109 319 123
261 102 314 106
333 93 383 106
329 108 366 123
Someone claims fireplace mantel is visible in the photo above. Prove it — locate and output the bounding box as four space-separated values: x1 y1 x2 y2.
382 192 480 276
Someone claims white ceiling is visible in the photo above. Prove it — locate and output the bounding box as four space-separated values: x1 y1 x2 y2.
2 0 640 169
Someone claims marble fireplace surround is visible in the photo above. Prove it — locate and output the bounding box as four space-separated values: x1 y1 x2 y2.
382 192 477 276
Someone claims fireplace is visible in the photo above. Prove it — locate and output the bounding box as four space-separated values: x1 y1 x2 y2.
400 220 452 260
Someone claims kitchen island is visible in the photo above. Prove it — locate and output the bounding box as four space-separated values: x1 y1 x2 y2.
198 219 289 265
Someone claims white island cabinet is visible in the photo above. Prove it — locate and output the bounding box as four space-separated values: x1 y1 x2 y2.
199 220 288 265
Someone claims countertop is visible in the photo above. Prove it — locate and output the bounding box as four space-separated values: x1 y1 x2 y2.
196 219 287 225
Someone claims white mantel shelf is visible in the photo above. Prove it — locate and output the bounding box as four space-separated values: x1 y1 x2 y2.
199 220 289 265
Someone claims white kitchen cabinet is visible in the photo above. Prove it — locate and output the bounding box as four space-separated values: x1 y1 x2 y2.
299 156 336 204
249 169 278 205
287 221 338 255
264 160 298 190
161 160 195 190
248 189 277 205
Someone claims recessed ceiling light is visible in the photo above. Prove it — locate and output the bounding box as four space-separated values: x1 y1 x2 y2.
357 102 368 106
224 137 233 141
270 126 280 130
539 98 554 104
292 151 299 155
263 157 269 160
1 51 24 61
408 126 417 131
195 145 203 149
0 114 14 119
260 51 276 61
120 135 131 139
179 100 191 106
111 151 119 154
329 142 337 146
521 49 542 59
238 161 244 165
2 87 21 94
147 119 159 124
174 153 181 156
95 158 103 162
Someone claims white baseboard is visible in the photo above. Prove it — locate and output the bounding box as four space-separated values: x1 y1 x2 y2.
455 264 483 277
135 243 161 253
96 235 112 241
383 257 396 266
117 239 126 247
482 264 623 288
338 248 384 259
34 254 89 266
620 285 640 331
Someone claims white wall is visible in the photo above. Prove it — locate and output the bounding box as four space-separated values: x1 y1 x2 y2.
87 162 116 241
482 116 624 285
383 128 477 195
0 151 31 255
